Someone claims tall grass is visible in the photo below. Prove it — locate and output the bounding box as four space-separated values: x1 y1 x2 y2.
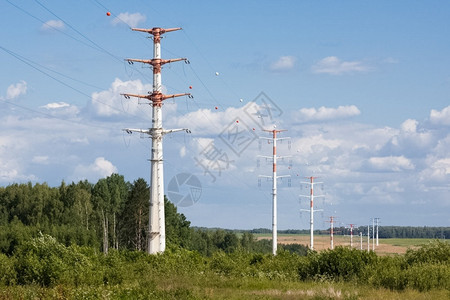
0 236 448 299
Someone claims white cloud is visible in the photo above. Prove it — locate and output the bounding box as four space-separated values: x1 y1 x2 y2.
179 145 186 157
6 81 27 99
194 138 215 153
383 57 399 64
72 157 118 182
40 102 80 117
367 156 414 172
419 155 450 183
41 102 70 109
2 75 450 226
430 158 450 175
430 106 450 126
401 119 418 133
41 20 65 31
70 137 89 145
312 56 369 75
381 118 434 158
0 135 37 182
32 156 49 164
0 167 37 182
293 105 360 122
89 78 152 118
294 134 342 156
167 103 263 136
112 12 146 27
269 56 297 72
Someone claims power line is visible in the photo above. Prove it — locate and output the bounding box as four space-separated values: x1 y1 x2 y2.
1 99 112 131
5 0 105 53
34 0 124 62
6 0 155 85
0 45 146 121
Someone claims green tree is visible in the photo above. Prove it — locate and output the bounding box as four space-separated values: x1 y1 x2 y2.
222 232 239 253
106 174 129 250
165 197 191 248
119 178 149 251
92 179 111 254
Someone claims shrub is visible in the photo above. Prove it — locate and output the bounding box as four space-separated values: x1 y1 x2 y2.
14 234 93 286
300 246 378 281
406 263 450 291
281 243 308 256
209 251 242 276
405 240 450 265
259 249 304 281
0 253 16 285
97 249 127 285
363 255 408 290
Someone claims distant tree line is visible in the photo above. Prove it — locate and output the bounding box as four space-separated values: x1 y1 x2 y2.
246 226 450 239
0 175 306 256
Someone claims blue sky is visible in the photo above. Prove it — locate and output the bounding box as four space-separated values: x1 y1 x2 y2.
1 0 449 229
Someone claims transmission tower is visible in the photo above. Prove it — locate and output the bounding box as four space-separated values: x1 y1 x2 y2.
258 129 290 255
375 217 380 246
372 218 375 251
348 223 356 248
300 176 324 250
360 232 363 250
122 27 191 254
325 216 336 249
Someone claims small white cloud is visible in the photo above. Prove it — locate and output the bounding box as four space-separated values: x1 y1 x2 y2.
0 154 37 182
92 157 117 176
269 56 297 72
430 106 450 126
421 157 450 182
41 102 70 109
72 157 118 182
168 104 260 136
401 119 418 133
383 57 399 64
180 145 186 157
70 137 89 145
294 105 360 122
90 78 152 118
40 102 79 117
32 156 49 164
293 134 342 156
312 56 369 75
368 156 414 172
6 81 27 99
41 20 65 31
112 12 146 27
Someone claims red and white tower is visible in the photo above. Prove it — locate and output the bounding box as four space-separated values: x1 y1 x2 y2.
300 176 324 250
122 27 190 254
259 129 290 255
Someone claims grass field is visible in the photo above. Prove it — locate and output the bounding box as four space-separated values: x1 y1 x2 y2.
1 275 449 299
255 233 448 255
0 236 448 299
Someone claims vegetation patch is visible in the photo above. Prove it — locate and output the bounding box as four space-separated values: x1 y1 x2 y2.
0 176 449 298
